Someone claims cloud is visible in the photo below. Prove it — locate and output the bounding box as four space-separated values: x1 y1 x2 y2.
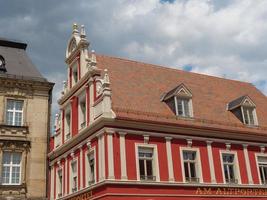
1 0 267 128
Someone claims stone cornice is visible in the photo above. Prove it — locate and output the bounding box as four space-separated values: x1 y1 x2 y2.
0 76 54 97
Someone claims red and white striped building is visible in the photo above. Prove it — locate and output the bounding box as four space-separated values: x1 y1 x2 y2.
48 24 267 200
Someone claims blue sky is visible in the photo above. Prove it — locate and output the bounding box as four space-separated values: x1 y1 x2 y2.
1 0 267 127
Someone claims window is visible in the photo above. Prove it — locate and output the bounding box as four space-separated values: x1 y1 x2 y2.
138 147 155 181
57 169 63 197
72 64 78 85
78 94 86 130
65 109 71 140
71 161 77 193
87 152 95 185
0 55 7 73
258 156 267 184
176 98 190 117
162 84 193 118
2 152 22 185
228 96 258 126
183 151 199 182
6 100 23 126
222 153 237 184
242 106 255 125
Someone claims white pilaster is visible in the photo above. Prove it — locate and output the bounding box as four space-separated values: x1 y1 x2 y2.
50 166 54 200
98 133 106 181
165 137 174 182
107 131 115 180
119 132 127 180
79 146 83 188
207 140 216 183
243 144 253 184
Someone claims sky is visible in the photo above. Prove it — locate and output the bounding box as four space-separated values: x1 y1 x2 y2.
1 0 267 127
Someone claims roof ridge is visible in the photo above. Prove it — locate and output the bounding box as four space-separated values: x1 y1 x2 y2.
96 53 252 86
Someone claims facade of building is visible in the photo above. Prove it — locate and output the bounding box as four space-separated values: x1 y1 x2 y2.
0 38 54 199
49 24 267 200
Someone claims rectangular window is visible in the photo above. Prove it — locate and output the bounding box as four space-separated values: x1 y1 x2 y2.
138 147 155 181
176 97 190 117
222 153 237 184
57 169 63 197
243 107 255 125
2 152 22 185
72 64 78 85
79 95 86 130
258 156 267 184
71 161 77 193
87 152 95 185
65 110 71 140
6 100 23 126
183 151 199 182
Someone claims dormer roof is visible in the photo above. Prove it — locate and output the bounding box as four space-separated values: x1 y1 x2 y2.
161 83 192 101
228 95 256 110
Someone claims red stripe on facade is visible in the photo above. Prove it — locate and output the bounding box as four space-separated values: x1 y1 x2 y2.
71 96 78 136
197 140 211 183
171 138 184 182
212 142 224 183
151 136 169 181
86 85 90 126
113 133 121 180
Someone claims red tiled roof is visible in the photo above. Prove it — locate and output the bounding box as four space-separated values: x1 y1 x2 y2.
96 54 267 133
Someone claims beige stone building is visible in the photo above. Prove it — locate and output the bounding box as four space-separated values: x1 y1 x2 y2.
0 38 54 199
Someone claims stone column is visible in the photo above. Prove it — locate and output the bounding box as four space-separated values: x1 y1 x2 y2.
107 131 115 180
165 137 174 182
206 140 216 183
243 144 253 184
119 132 127 180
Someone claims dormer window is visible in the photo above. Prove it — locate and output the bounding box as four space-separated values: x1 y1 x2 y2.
162 84 193 118
176 98 190 117
228 95 258 126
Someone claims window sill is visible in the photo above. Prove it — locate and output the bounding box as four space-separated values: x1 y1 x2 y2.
0 124 29 135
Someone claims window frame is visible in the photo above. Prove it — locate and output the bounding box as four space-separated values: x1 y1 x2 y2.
255 153 267 185
180 147 203 183
57 167 63 197
1 151 22 185
64 105 71 141
86 147 96 187
5 99 24 126
219 150 241 184
70 159 78 193
241 106 258 126
78 91 87 131
135 143 160 182
174 96 192 117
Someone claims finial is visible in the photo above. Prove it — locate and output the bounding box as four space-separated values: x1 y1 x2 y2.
72 23 79 34
91 49 97 64
103 69 110 84
80 25 86 38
